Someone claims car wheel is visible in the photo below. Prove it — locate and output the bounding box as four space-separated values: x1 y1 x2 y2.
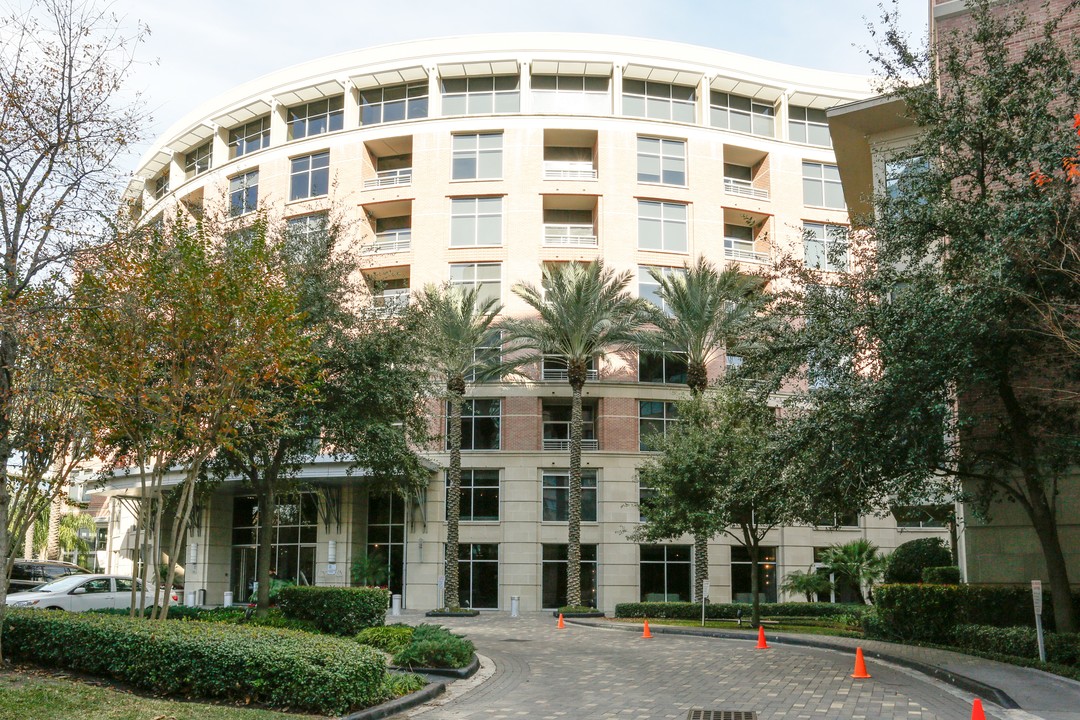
45 606 65 611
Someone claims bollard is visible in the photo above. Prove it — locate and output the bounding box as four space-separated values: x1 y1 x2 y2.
391 593 402 616
198 588 206 607
223 591 233 607
510 595 520 617
186 591 196 607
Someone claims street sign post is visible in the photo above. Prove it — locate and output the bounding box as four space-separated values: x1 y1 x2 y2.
1032 580 1046 662
701 579 710 626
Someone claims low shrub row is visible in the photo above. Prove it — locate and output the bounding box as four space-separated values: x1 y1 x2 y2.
357 624 415 655
921 566 961 584
2 609 387 715
278 585 390 635
952 624 1080 666
613 601 868 621
391 624 475 669
90 605 318 631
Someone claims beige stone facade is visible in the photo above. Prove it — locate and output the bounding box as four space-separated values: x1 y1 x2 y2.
104 34 949 611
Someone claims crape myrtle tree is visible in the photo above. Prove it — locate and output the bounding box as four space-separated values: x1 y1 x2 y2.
0 0 146 637
746 1 1080 632
636 257 764 601
411 284 516 611
74 210 312 621
633 382 802 626
507 261 650 609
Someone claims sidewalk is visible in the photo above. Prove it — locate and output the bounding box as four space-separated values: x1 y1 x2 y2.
570 617 1080 718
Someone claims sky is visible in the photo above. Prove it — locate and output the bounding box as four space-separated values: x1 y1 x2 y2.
103 0 928 166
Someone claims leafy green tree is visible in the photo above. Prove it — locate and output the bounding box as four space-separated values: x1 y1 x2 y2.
819 540 887 605
637 257 764 600
780 567 833 603
411 284 514 610
32 511 95 564
507 261 649 607
633 383 801 625
748 1 1080 631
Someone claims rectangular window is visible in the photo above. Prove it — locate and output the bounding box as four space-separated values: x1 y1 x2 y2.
452 133 503 180
637 137 686 185
450 197 502 246
152 170 169 200
228 116 270 158
184 140 212 178
542 469 598 522
228 170 259 217
442 75 520 116
638 350 687 384
458 543 498 609
789 106 831 147
884 155 928 200
637 265 684 314
532 74 609 114
360 82 428 125
447 398 501 450
289 151 330 201
812 510 860 528
542 544 597 608
287 96 344 140
450 262 501 304
710 92 774 137
803 222 848 272
640 544 691 602
637 201 687 253
622 80 696 123
893 505 947 529
731 545 777 603
447 469 500 522
802 162 845 209
542 403 597 452
639 400 679 451
286 213 328 245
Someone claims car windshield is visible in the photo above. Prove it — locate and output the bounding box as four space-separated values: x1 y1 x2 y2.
30 575 96 593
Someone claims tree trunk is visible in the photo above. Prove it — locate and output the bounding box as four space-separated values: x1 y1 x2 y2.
567 370 586 608
0 330 19 661
255 483 274 617
748 540 761 627
694 533 708 603
444 382 464 609
45 493 63 561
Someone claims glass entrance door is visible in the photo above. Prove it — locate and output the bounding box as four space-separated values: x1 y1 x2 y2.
367 492 406 603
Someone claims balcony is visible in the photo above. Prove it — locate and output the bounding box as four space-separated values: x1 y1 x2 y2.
373 289 409 317
543 161 597 180
543 224 598 248
363 229 411 254
723 176 769 200
542 438 600 452
363 167 412 189
724 237 769 264
542 356 599 381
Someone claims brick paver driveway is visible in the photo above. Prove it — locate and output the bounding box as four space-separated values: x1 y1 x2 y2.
391 613 983 720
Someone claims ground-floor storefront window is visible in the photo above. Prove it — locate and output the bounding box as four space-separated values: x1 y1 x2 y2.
731 545 777 603
458 543 498 609
640 544 691 601
367 492 406 598
542 544 597 608
230 493 317 602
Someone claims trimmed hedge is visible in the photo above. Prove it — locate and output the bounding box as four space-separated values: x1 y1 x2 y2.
953 624 1080 666
871 584 1080 642
357 624 415 655
883 538 952 584
613 601 868 620
921 566 961 584
2 609 387 715
392 624 475 669
278 585 390 635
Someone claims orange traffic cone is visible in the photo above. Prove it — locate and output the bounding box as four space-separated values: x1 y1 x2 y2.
557 613 565 629
642 619 653 639
971 698 986 720
756 625 769 649
851 647 871 679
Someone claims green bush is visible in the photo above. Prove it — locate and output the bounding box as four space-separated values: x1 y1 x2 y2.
613 601 867 620
2 609 387 715
883 538 952 584
392 624 475 669
278 586 390 635
921 566 961 584
382 672 427 698
953 624 1080 666
357 624 415 654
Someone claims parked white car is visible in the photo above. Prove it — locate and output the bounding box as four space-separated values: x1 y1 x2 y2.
5 573 178 611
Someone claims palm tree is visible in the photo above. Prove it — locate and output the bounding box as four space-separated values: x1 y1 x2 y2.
639 257 764 601
412 284 514 610
506 261 649 607
820 539 888 605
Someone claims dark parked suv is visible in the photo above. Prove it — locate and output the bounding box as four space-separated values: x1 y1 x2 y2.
7 559 89 592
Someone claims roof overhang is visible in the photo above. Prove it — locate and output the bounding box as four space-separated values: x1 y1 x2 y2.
211 99 272 129
437 60 519 78
530 60 612 76
273 80 346 108
350 65 429 90
710 76 783 103
623 63 702 87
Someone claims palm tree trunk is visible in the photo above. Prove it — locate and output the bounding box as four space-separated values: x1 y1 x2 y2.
45 493 63 561
567 372 585 607
694 533 708 602
22 522 33 559
445 383 464 609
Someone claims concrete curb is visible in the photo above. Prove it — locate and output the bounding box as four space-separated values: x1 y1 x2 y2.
569 618 1020 710
339 680 446 720
390 653 481 679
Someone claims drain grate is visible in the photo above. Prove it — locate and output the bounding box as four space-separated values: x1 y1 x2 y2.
687 711 757 720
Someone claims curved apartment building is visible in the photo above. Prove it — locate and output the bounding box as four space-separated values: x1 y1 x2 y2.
107 34 948 611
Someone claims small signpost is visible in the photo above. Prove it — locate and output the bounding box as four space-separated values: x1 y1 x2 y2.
1032 580 1046 662
701 579 710 627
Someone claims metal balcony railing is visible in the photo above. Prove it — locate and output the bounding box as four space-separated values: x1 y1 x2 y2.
541 366 599 381
542 438 600 451
724 238 770 264
363 167 412 189
723 176 770 200
363 230 411 254
543 224 598 247
543 161 597 180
